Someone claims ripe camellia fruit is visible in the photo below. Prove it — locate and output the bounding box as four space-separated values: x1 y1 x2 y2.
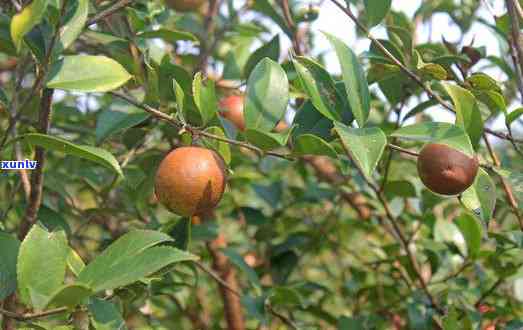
417 143 479 196
165 0 205 12
219 94 288 132
219 95 246 131
155 146 227 217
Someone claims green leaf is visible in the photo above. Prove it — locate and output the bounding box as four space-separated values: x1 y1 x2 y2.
12 133 123 177
96 109 150 144
293 56 344 121
67 248 85 277
45 283 93 309
137 29 199 43
164 218 191 251
244 58 289 131
222 248 261 292
334 122 387 180
324 32 370 127
0 232 20 300
466 73 502 93
414 50 447 80
56 0 88 52
174 78 185 114
88 298 127 330
391 122 474 156
494 168 523 205
384 180 417 199
201 126 231 164
251 0 292 37
245 129 291 151
507 107 523 126
244 34 280 79
292 134 337 158
364 0 392 28
461 168 496 223
10 0 48 50
192 72 217 125
443 83 483 149
434 218 466 255
46 55 132 92
77 230 198 292
268 287 303 308
454 213 483 259
17 223 69 310
402 99 438 122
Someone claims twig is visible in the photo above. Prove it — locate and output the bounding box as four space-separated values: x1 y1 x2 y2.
337 133 444 316
506 0 523 101
483 134 523 230
328 0 521 145
194 259 298 329
108 92 294 160
474 278 504 308
0 307 67 322
17 89 54 240
196 0 223 72
86 0 134 26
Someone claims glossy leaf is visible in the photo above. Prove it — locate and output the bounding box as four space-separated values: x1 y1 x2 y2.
77 230 198 292
364 0 392 28
67 248 85 277
391 122 474 156
334 122 387 180
46 55 132 92
88 298 127 330
137 29 198 43
13 133 123 177
244 58 289 131
293 134 337 158
293 56 344 121
461 168 496 223
57 0 89 51
507 107 523 126
45 283 93 309
443 83 483 149
245 129 291 151
10 0 48 50
324 32 370 127
0 232 20 300
202 126 231 164
192 72 217 125
244 34 280 79
17 223 69 310
455 213 483 259
494 168 523 205
96 109 150 144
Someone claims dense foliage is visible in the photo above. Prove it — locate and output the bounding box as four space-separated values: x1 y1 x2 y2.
1 0 523 329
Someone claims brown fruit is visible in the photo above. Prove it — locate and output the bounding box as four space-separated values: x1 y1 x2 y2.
165 0 205 12
219 94 288 132
417 143 479 196
219 95 246 131
155 146 227 217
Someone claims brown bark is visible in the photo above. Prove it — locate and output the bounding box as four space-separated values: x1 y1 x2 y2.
303 156 371 219
206 233 245 330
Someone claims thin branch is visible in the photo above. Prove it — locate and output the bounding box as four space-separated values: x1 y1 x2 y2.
506 0 523 101
483 134 523 230
194 260 298 329
108 92 294 160
86 0 134 26
337 135 444 316
474 278 504 308
328 0 521 145
0 307 67 321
